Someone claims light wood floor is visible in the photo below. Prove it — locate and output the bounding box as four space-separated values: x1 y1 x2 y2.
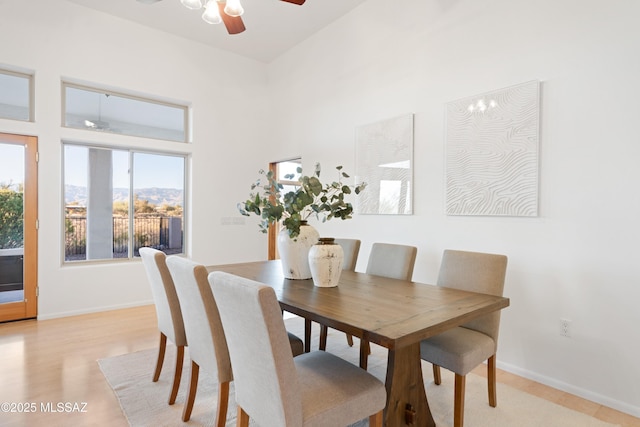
0 305 638 427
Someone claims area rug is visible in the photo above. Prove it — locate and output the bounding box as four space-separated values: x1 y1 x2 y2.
99 317 619 427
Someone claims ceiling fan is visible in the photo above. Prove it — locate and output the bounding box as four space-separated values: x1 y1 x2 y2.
137 0 306 35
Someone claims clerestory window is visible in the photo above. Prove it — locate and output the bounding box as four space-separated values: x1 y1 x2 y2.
63 83 188 143
0 69 33 122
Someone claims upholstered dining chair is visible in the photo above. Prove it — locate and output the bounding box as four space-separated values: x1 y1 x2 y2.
166 256 234 424
358 242 417 369
334 238 361 271
209 271 386 427
366 242 417 280
316 238 361 350
419 249 508 427
139 247 186 406
167 256 305 424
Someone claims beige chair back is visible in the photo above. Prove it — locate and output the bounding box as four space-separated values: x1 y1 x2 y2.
210 271 302 426
437 249 508 341
366 242 417 281
166 256 232 382
334 238 361 271
139 247 186 347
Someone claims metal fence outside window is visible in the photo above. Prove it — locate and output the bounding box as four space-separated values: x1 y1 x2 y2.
65 216 180 260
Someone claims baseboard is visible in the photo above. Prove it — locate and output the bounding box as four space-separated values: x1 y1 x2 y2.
37 300 154 320
497 360 640 419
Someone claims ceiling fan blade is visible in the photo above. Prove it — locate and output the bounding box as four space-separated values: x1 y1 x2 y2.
218 2 246 35
280 0 306 4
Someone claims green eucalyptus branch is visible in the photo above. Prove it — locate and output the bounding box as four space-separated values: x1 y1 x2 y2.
238 163 366 239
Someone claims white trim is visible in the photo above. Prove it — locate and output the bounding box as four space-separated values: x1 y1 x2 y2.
497 360 640 418
37 300 154 321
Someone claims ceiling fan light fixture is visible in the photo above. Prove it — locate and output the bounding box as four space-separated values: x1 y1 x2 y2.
223 0 244 17
181 0 203 10
202 0 222 24
140 0 305 35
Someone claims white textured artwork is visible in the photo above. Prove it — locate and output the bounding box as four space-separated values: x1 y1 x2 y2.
446 80 540 216
356 114 413 215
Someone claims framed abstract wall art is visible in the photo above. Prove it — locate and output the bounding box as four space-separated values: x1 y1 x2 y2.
445 80 540 216
356 114 413 215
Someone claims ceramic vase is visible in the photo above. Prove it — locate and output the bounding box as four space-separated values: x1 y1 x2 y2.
308 237 344 288
277 221 319 280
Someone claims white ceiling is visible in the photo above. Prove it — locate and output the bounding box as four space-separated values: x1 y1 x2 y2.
66 0 368 63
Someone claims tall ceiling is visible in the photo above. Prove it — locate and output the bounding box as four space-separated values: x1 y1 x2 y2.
66 0 368 63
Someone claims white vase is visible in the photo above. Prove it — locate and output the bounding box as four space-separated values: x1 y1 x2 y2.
277 221 319 279
308 237 344 288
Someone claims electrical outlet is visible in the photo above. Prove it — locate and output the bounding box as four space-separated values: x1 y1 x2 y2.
560 318 572 338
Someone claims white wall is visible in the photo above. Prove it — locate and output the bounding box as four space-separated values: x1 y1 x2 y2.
0 0 272 318
267 0 640 417
1 0 639 419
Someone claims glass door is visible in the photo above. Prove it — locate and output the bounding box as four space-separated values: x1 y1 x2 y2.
0 133 37 322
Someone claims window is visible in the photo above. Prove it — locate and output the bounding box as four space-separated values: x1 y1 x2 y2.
63 143 186 262
276 158 302 194
63 83 188 143
0 69 33 122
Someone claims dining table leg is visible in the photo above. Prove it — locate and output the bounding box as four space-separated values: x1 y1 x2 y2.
304 319 312 353
384 342 435 427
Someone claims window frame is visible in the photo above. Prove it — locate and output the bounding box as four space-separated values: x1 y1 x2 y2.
61 141 189 264
0 68 34 122
61 81 190 143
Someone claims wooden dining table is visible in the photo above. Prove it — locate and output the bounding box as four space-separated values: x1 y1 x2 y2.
207 260 510 427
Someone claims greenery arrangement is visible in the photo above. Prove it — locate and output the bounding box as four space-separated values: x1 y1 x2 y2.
0 185 23 249
238 163 366 239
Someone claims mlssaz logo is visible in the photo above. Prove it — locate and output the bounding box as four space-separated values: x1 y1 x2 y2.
40 402 88 413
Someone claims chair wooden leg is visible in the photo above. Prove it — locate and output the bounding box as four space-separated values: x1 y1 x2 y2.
433 364 442 385
346 333 354 346
168 345 185 405
153 332 167 382
488 355 497 407
182 361 199 422
359 340 370 370
237 406 250 427
454 374 466 427
369 410 383 427
215 381 230 427
319 325 328 350
304 319 312 353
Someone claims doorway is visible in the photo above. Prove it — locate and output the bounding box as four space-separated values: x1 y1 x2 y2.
0 133 38 322
267 158 302 260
